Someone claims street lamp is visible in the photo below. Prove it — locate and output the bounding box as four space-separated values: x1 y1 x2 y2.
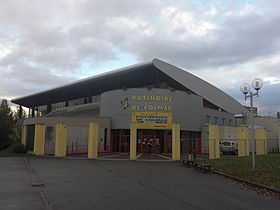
240 78 263 170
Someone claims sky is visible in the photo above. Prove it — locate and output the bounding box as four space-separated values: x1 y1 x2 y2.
0 0 279 115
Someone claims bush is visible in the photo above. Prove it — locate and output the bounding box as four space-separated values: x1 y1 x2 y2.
0 142 11 151
12 143 26 153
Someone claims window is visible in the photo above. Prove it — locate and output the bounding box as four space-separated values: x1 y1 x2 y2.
206 115 211 123
92 95 100 103
68 98 84 106
51 101 66 111
214 117 218 124
38 105 47 113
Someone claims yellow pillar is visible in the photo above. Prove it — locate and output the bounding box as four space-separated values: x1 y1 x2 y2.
130 123 137 160
34 124 46 155
172 124 181 160
208 124 220 159
256 128 267 155
88 122 99 159
55 123 67 157
237 127 249 157
21 125 27 146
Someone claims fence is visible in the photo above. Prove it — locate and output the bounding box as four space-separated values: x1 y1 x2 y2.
67 141 88 155
181 124 280 163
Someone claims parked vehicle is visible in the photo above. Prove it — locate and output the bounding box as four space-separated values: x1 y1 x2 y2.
220 140 238 155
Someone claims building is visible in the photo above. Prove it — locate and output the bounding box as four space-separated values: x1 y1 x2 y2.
12 58 246 160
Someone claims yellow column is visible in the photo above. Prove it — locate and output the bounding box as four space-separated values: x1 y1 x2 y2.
256 128 267 155
208 124 220 159
34 124 46 155
21 125 27 146
172 124 181 160
237 127 249 157
55 123 67 157
130 123 137 160
88 122 99 159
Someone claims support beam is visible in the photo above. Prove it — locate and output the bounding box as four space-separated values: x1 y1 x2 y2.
88 122 99 159
21 125 27 146
208 124 220 159
237 127 249 157
31 108 35 117
130 123 137 160
256 128 267 155
55 123 67 157
172 124 181 160
34 124 46 155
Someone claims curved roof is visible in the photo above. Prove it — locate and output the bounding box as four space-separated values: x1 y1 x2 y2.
12 58 245 114
152 59 246 114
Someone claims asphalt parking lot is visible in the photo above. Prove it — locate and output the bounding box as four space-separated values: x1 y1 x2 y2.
0 158 44 210
1 157 280 210
27 158 280 210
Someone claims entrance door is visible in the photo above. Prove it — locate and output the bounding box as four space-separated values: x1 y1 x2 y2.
120 135 129 153
137 130 165 154
44 126 55 155
26 125 35 152
111 129 130 153
67 126 88 156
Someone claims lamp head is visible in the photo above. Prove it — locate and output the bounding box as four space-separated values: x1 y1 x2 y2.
252 78 263 91
240 83 250 95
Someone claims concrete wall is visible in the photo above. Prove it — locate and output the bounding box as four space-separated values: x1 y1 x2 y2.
23 116 111 154
100 88 235 131
24 88 237 132
219 126 237 141
23 116 110 128
255 117 280 152
100 88 203 130
202 107 237 129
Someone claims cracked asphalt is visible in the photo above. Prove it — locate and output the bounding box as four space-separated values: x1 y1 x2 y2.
1 157 280 210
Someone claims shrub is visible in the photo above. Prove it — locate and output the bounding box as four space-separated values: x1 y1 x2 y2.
12 143 26 153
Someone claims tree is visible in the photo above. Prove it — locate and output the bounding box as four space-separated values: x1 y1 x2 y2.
0 99 15 149
14 105 26 121
13 105 26 143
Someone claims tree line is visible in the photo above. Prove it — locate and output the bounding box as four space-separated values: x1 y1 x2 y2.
0 99 26 150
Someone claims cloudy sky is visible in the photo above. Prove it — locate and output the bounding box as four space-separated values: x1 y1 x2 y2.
0 0 279 115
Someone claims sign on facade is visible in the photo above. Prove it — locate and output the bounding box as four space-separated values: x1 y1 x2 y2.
131 112 172 128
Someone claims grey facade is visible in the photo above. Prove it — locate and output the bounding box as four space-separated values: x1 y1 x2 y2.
100 88 236 130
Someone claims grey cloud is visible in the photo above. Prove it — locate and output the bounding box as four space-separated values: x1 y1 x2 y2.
0 0 279 115
126 14 280 69
0 62 74 98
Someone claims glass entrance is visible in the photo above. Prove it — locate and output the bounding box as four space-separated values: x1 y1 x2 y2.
137 129 171 155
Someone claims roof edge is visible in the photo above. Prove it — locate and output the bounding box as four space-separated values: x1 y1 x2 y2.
12 60 154 104
152 58 246 114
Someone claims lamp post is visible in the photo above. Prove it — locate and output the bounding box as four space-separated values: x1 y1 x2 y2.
240 78 263 170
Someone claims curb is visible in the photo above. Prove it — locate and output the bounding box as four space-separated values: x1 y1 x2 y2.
31 155 177 162
136 159 176 162
213 169 280 194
